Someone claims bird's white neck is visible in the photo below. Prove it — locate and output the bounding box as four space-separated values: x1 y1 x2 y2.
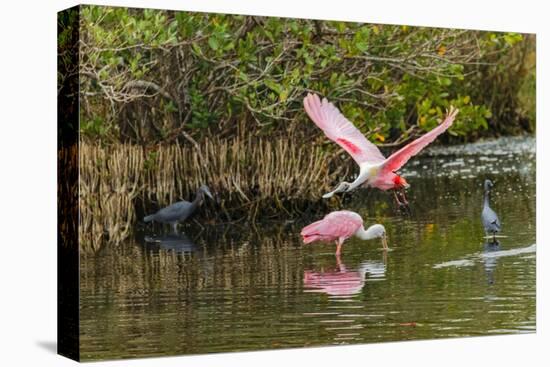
355 225 381 241
323 163 381 198
349 163 381 190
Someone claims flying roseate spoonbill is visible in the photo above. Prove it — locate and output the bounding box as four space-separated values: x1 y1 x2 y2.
144 184 213 233
301 210 387 256
481 179 501 241
303 93 459 208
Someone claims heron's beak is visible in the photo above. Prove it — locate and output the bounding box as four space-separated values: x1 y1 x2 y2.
204 188 214 200
381 234 389 251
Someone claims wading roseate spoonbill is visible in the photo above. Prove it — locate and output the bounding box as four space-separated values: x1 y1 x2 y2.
303 93 459 209
481 179 501 241
144 185 213 233
301 210 387 256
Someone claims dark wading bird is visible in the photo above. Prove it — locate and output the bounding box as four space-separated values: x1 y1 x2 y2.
303 93 459 211
482 179 501 242
144 185 213 233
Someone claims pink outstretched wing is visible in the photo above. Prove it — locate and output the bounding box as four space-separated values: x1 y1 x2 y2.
301 210 363 244
380 107 459 175
304 93 386 164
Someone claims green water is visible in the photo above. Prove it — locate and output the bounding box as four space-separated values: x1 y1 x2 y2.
79 136 536 361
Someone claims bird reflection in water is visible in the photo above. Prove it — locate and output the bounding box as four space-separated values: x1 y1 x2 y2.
482 240 501 285
303 254 386 297
144 232 197 254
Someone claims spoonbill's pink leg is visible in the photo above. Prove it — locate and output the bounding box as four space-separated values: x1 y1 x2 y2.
335 239 344 256
392 190 404 208
399 189 410 207
399 189 411 214
392 190 411 214
400 189 409 205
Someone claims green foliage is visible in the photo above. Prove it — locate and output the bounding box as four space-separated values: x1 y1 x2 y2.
143 151 158 171
78 5 535 145
188 85 217 129
81 116 110 138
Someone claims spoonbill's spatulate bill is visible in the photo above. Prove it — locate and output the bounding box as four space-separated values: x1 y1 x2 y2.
303 93 459 209
301 210 387 255
481 179 501 241
144 184 213 233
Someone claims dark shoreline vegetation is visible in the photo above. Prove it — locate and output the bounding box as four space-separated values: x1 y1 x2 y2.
64 6 536 250
79 137 350 251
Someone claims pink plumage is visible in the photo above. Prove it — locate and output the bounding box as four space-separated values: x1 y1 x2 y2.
304 269 364 297
301 210 388 255
301 210 363 245
303 94 386 164
303 93 458 205
379 107 458 176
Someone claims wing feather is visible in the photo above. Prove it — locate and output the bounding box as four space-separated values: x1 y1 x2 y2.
324 211 363 239
380 107 458 175
304 93 386 164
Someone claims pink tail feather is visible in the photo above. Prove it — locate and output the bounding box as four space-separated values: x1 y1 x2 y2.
301 220 327 244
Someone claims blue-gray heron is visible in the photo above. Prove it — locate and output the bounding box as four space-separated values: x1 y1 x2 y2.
144 185 213 232
481 179 501 241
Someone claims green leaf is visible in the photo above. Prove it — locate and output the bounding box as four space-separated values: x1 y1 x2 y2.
191 42 202 55
208 36 219 50
356 41 368 52
265 79 282 94
223 41 235 51
504 33 523 46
